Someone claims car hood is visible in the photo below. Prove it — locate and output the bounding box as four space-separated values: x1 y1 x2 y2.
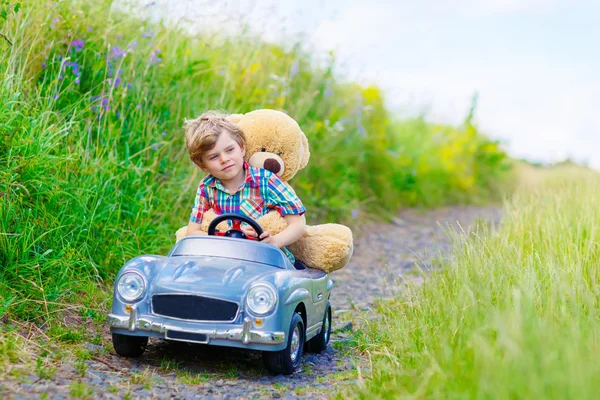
150 256 277 297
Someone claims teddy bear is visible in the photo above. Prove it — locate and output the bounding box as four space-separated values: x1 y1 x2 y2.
175 109 354 273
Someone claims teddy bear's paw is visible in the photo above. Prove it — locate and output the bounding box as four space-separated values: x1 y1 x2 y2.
175 226 188 243
288 234 353 273
306 224 353 245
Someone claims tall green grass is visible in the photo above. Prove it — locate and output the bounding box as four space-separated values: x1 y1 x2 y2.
350 167 600 399
1 0 510 323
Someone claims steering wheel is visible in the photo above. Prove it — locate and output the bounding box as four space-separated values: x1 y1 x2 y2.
207 213 265 241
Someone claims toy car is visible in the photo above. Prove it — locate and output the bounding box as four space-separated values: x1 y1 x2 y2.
107 213 333 375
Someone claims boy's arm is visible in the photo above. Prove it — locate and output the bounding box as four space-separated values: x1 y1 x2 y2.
187 182 210 236
259 214 305 248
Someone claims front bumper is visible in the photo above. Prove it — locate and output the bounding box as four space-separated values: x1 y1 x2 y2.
107 306 285 347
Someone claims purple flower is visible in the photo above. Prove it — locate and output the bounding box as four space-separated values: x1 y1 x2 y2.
151 143 160 150
142 30 154 38
112 47 126 58
129 41 138 49
116 111 121 118
325 88 333 97
42 62 47 68
351 209 359 219
54 94 59 100
72 39 85 52
220 70 225 76
53 17 60 23
136 104 142 110
127 82 133 88
289 60 299 79
58 75 63 80
87 27 92 32
161 131 166 137
75 78 80 84
149 51 162 65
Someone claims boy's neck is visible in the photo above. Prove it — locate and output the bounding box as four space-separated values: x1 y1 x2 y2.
220 167 246 193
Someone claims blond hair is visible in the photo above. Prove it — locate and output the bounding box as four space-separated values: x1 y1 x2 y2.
184 111 246 165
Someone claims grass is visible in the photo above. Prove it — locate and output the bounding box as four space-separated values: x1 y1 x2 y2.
349 165 600 399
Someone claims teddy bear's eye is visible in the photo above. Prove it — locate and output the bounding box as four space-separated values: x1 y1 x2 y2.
261 147 266 152
277 152 282 156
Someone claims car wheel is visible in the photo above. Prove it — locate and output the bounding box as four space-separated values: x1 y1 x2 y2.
112 333 148 357
307 303 331 353
263 313 304 375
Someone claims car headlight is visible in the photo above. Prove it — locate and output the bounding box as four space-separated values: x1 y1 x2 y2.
246 283 277 316
117 271 146 302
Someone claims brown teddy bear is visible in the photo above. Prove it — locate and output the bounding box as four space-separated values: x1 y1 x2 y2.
175 109 353 273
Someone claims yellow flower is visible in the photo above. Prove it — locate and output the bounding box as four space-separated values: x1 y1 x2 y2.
186 49 191 55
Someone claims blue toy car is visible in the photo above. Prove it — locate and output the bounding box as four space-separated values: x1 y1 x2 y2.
107 213 333 375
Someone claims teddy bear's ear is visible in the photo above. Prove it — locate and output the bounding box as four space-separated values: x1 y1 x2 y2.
299 130 310 169
227 114 244 123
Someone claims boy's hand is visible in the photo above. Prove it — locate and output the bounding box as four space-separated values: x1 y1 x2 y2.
258 231 282 248
241 226 258 238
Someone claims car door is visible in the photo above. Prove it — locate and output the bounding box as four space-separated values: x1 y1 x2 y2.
307 268 328 326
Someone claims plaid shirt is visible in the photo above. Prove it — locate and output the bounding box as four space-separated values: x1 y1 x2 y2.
190 162 305 262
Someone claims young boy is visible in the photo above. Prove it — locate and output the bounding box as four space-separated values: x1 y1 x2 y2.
184 111 306 263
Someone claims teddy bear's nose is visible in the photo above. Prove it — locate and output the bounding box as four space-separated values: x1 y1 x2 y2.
264 158 281 174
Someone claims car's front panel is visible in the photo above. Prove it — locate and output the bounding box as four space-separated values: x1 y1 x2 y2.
109 244 334 353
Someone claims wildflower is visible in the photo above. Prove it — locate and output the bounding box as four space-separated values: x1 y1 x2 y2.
72 39 85 52
75 78 80 85
87 27 92 32
112 47 126 58
161 131 166 137
289 60 299 79
58 75 63 80
186 49 191 55
54 94 59 100
149 50 162 65
325 88 333 97
142 30 154 38
42 62 47 68
220 70 225 76
151 143 161 150
129 41 138 49
127 82 132 88
136 104 142 110
145 1 156 6
357 125 367 137
351 209 359 219
116 111 121 118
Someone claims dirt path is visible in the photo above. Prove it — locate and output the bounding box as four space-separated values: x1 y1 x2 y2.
0 205 502 399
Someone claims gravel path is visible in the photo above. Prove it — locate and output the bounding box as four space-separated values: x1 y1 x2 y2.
1 205 502 399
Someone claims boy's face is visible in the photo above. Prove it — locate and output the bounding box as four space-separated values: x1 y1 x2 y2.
196 131 246 183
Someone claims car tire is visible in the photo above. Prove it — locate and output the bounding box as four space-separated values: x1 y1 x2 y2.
112 333 148 357
307 303 332 353
263 313 305 375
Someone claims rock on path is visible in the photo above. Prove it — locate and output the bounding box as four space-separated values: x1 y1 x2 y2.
0 205 501 400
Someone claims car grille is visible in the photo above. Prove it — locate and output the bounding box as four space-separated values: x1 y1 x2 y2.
152 294 238 322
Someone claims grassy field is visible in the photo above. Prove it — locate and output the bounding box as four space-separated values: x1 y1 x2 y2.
348 165 600 399
0 0 511 326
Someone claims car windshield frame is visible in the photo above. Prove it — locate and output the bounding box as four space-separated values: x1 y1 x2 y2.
169 236 289 269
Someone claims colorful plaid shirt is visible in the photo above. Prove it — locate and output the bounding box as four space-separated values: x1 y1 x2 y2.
190 162 305 263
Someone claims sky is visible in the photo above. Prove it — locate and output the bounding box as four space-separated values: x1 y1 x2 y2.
130 0 600 168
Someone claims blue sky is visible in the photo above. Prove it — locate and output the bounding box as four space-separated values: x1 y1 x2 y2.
133 0 600 168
